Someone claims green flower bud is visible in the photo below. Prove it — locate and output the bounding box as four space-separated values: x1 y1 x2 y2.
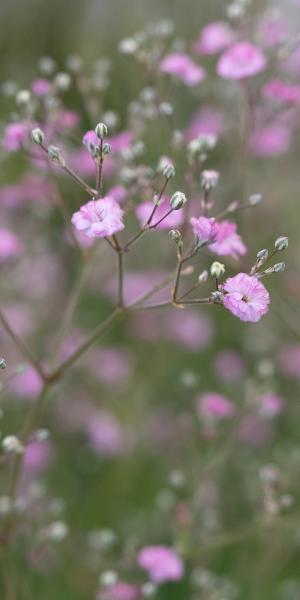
210 261 225 278
31 128 45 145
95 122 108 139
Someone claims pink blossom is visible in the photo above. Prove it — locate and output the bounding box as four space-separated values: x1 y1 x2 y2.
56 110 80 129
217 42 267 79
82 130 99 152
214 350 245 381
258 13 289 48
32 78 51 96
136 197 184 230
197 393 235 419
104 271 170 305
108 130 134 152
84 346 134 385
108 185 127 203
86 411 124 456
210 220 247 259
195 22 233 55
3 122 29 151
238 415 272 447
250 124 291 157
71 197 124 238
223 273 270 322
160 53 205 86
185 107 224 140
190 216 218 244
0 229 22 261
259 393 284 418
97 582 141 600
138 546 184 583
262 80 300 105
23 440 53 475
277 344 300 379
10 365 44 400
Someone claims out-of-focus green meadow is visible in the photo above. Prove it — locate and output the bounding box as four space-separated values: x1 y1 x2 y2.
0 1 300 600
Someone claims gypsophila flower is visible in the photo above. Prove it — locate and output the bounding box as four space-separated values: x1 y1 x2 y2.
217 42 267 79
138 546 184 583
201 169 220 190
223 273 270 322
160 52 206 86
190 216 218 245
71 197 124 238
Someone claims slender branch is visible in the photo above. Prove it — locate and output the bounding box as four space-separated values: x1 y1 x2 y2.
96 139 104 195
0 311 46 381
124 178 169 251
149 208 174 229
40 144 96 197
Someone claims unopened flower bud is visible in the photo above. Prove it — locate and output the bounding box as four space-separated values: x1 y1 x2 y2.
31 128 45 145
273 262 285 273
16 89 31 106
142 582 157 597
47 145 65 166
45 521 68 541
227 200 239 213
118 37 138 55
257 249 269 263
170 191 187 210
2 435 23 454
95 122 108 139
163 163 175 179
159 101 173 116
100 571 118 587
54 72 71 92
210 261 225 278
201 169 219 191
211 290 223 303
198 270 208 283
102 142 111 155
168 229 182 245
249 193 262 206
39 56 56 75
0 358 6 370
274 236 288 251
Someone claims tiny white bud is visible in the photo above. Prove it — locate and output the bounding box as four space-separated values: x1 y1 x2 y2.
170 191 187 210
54 72 72 92
39 56 56 75
95 121 108 139
0 358 6 370
257 249 269 262
35 428 50 442
168 229 182 244
249 193 262 206
210 290 223 303
47 145 65 166
0 496 13 515
201 170 220 191
16 89 31 106
210 261 225 278
102 142 111 155
31 128 45 145
45 520 68 541
163 163 175 179
142 582 157 597
273 262 285 273
2 435 24 454
118 37 138 55
198 270 209 283
99 571 118 587
274 236 288 251
159 101 173 116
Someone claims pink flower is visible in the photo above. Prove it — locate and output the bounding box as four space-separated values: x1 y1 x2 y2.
259 393 284 418
56 110 80 129
190 216 218 244
214 350 245 381
0 229 22 261
197 393 235 419
82 130 99 153
262 80 300 104
3 122 29 151
32 78 51 96
258 13 289 49
210 220 247 259
10 365 44 400
138 546 184 583
160 53 205 86
217 42 267 79
185 107 224 141
97 582 141 600
223 273 270 322
108 130 134 152
23 440 53 475
277 344 300 379
195 22 233 55
250 124 291 157
71 197 124 238
136 197 184 230
86 411 124 456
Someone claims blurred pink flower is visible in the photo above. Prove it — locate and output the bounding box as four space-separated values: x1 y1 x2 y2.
223 273 270 322
0 229 22 261
197 392 235 419
97 582 141 600
214 350 245 381
10 365 43 400
185 106 224 140
195 21 233 55
210 220 247 259
105 271 170 305
277 344 300 379
138 546 184 583
160 52 205 86
262 80 300 104
250 123 291 157
32 78 51 96
3 122 29 151
84 346 134 385
259 393 284 418
258 13 289 48
190 216 218 244
136 197 184 229
56 110 80 129
86 411 124 456
23 440 53 475
71 197 124 238
217 42 267 79
83 130 99 151
108 130 134 152
238 415 273 446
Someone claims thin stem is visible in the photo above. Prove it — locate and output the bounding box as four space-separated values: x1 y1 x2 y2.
117 251 124 308
124 178 169 250
96 139 104 195
149 208 174 229
40 144 96 197
172 258 185 303
0 311 46 381
131 301 171 311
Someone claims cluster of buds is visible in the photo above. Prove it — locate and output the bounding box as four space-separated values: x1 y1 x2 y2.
251 236 288 276
259 464 293 517
187 134 217 165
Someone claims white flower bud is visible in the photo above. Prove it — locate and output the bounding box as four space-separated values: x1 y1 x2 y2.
170 191 187 210
95 122 108 139
198 270 209 283
2 435 23 454
45 520 68 541
159 101 173 116
118 37 138 55
142 582 157 597
16 89 31 106
54 72 72 92
257 249 269 262
47 145 65 166
168 229 182 244
210 261 225 278
273 262 285 273
39 56 56 75
163 163 175 179
0 358 6 369
210 290 223 303
99 571 118 587
249 193 262 206
0 496 12 515
31 128 45 145
35 428 50 442
102 142 111 155
274 236 288 251
201 170 220 191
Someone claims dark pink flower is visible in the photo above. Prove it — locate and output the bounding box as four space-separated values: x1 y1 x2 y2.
138 545 184 583
217 42 267 79
197 393 235 419
223 273 270 322
71 197 124 238
262 80 300 104
195 21 233 55
31 78 51 96
136 197 184 229
160 52 205 86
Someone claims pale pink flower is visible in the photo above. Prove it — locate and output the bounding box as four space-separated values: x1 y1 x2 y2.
82 130 99 153
136 197 184 230
210 220 247 259
3 122 29 151
250 124 291 157
262 80 300 104
197 393 235 419
97 582 141 600
71 197 124 238
23 440 53 475
87 411 124 456
190 216 218 244
138 546 184 583
259 393 284 418
223 273 270 322
195 22 233 55
214 350 245 381
185 107 224 140
258 13 289 49
217 42 267 79
56 110 80 129
0 229 22 261
31 78 51 96
277 344 300 379
160 52 205 86
10 365 44 400
108 130 133 152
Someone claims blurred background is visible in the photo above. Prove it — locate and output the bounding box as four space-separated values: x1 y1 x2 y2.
0 0 300 599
